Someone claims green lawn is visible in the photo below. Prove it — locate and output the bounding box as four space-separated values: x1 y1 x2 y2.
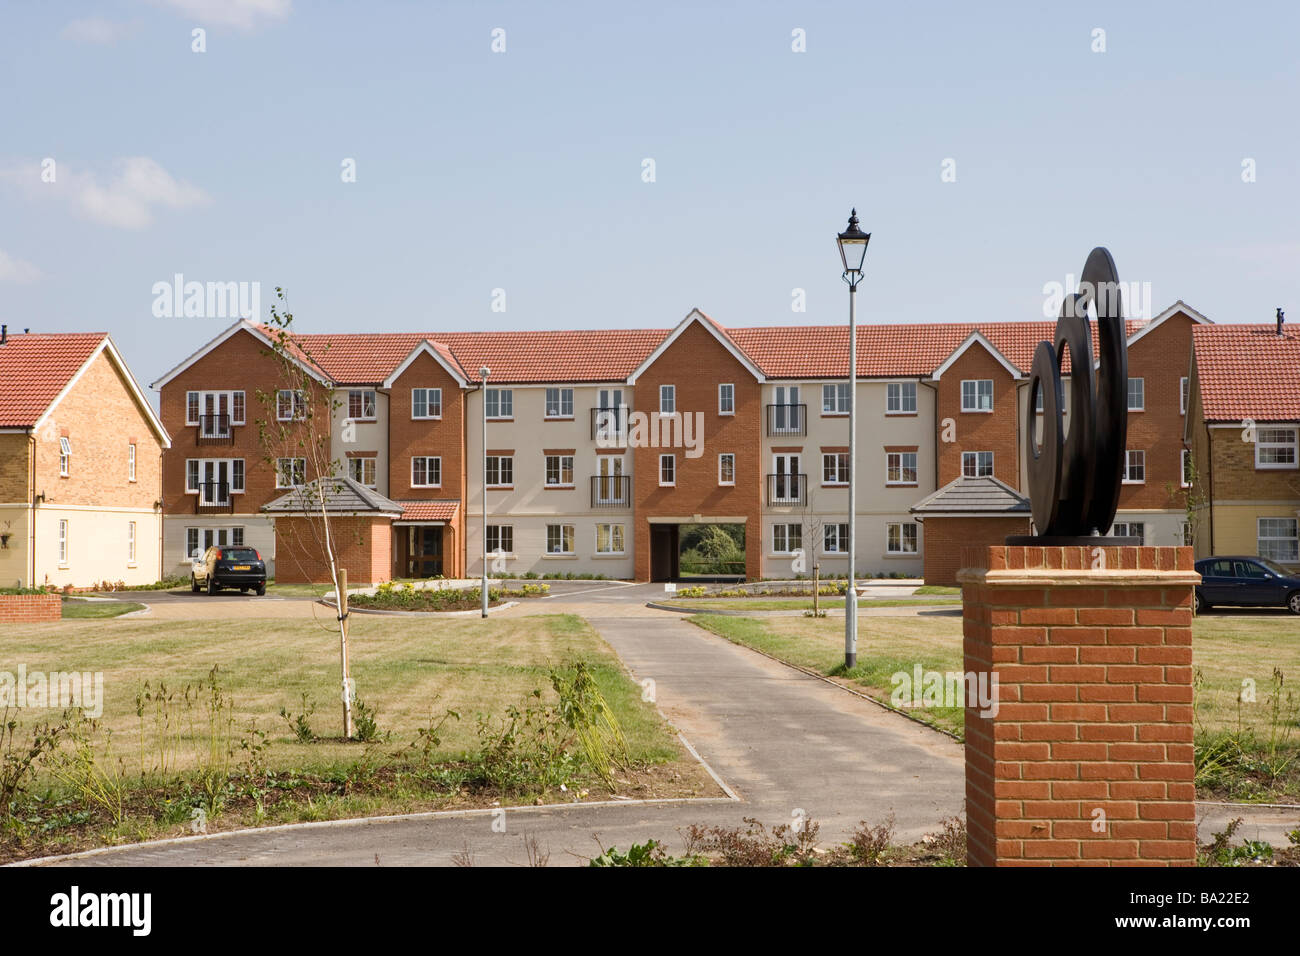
662 597 961 611
61 599 146 619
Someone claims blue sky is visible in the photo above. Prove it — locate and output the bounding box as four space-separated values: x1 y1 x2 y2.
3 0 1298 392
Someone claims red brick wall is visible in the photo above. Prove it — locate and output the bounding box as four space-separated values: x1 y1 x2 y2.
959 545 1197 867
936 345 1021 487
921 515 1031 586
273 515 392 585
633 321 761 580
0 594 62 623
388 352 465 501
1120 312 1195 511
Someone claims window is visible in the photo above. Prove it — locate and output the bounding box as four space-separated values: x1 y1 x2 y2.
1255 427 1298 469
822 383 849 415
1113 522 1146 545
546 524 575 555
485 388 513 419
718 453 735 485
1180 377 1189 416
718 383 735 415
886 382 917 414
486 525 514 555
348 457 377 487
544 455 574 487
186 459 199 492
1258 518 1299 563
1123 449 1146 484
823 452 850 485
347 389 376 420
231 527 244 546
659 385 676 414
962 451 994 478
887 522 919 554
659 454 675 486
189 459 244 493
59 437 71 476
186 390 245 428
58 519 68 566
1181 449 1192 488
412 388 442 419
1179 521 1193 547
772 523 802 553
544 388 574 419
1126 378 1145 411
595 523 625 554
887 451 919 485
961 380 993 412
823 523 850 553
128 443 137 482
411 456 442 487
187 392 199 424
277 389 306 421
128 521 136 565
232 459 245 493
1035 389 1044 413
275 458 306 488
186 527 200 558
486 456 513 487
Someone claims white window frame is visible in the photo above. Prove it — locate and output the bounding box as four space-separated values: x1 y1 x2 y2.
544 387 574 419
887 451 918 486
718 453 735 486
59 437 71 477
485 455 513 488
348 457 378 488
1180 377 1189 416
128 443 137 482
961 379 993 413
58 519 68 566
1126 378 1145 412
486 524 514 555
185 458 245 494
485 388 513 420
822 383 850 415
546 523 575 555
544 454 575 487
822 452 850 486
659 385 676 415
1258 517 1299 563
659 454 675 487
886 382 917 415
1123 449 1146 484
411 456 442 488
772 522 802 554
347 389 377 421
595 523 625 554
823 523 850 553
961 451 994 478
275 457 306 488
186 527 201 559
718 383 735 416
1113 521 1146 545
1180 449 1191 488
127 521 137 566
276 389 307 422
886 521 919 554
1255 427 1299 470
411 387 442 420
186 390 246 427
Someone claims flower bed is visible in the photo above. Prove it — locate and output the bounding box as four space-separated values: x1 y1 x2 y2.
347 581 549 612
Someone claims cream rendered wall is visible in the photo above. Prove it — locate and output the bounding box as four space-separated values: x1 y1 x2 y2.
164 515 276 577
35 505 162 588
760 379 932 579
1210 502 1300 567
0 505 30 588
464 383 636 578
331 389 390 494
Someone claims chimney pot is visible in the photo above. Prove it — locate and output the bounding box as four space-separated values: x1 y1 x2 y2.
1278 307 1286 336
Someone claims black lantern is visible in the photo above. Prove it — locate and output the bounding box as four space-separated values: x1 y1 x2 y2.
837 208 871 280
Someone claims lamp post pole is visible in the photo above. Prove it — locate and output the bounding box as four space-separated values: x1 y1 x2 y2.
837 209 871 670
481 366 490 618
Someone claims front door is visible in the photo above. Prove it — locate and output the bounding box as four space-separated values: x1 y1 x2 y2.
408 527 443 577
202 460 230 505
774 453 801 502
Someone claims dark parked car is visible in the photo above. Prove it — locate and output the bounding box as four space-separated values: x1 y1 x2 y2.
191 546 267 595
1194 556 1300 615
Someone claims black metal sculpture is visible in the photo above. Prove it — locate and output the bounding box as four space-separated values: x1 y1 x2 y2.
1009 247 1135 544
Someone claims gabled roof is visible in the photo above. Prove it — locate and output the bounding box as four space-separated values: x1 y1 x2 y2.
626 309 766 384
929 330 1024 381
150 320 332 390
0 332 171 446
1124 300 1211 351
910 475 1030 515
382 340 470 389
262 475 404 515
394 499 460 522
1191 322 1300 422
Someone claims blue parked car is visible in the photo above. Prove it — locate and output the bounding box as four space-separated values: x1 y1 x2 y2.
1194 556 1300 615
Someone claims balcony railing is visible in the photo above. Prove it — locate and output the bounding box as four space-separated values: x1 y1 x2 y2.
766 473 807 506
590 406 629 446
197 414 233 445
766 403 807 437
590 475 632 508
196 481 232 514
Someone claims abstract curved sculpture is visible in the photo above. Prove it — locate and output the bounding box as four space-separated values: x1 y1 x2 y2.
1018 247 1130 542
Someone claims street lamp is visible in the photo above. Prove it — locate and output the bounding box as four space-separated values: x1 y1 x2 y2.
480 365 491 618
837 208 871 669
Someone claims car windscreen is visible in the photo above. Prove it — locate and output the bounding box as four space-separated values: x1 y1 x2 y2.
1255 557 1294 577
221 548 260 562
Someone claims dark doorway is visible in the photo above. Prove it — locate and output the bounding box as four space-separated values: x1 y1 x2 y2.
405 526 443 577
650 524 679 581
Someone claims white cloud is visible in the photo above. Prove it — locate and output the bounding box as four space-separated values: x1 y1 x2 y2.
0 250 42 283
61 17 133 45
148 0 292 30
0 157 210 230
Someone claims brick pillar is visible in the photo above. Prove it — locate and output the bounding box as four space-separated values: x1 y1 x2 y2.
958 545 1199 867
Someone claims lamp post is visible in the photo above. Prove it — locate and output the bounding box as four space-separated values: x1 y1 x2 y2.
480 366 491 618
837 208 871 669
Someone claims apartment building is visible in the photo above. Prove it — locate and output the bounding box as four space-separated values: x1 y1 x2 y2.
1186 317 1300 567
152 305 1204 584
0 329 170 588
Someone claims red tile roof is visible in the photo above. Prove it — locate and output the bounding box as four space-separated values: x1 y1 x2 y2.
0 332 107 427
395 499 460 522
1192 323 1300 422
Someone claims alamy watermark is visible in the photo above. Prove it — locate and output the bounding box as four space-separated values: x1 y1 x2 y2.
0 665 104 718
151 274 260 320
891 664 999 718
